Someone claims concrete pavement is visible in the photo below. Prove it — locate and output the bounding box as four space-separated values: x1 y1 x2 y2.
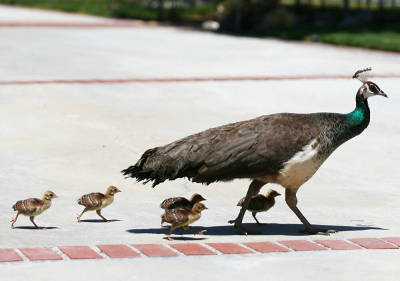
0 4 400 280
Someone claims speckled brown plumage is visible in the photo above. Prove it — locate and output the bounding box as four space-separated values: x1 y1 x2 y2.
77 186 121 222
78 193 106 208
160 193 206 210
237 189 280 225
161 203 208 241
11 190 58 229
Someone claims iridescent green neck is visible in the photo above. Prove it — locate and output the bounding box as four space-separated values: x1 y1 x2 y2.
345 95 370 128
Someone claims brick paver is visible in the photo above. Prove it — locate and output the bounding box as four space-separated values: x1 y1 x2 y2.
97 245 141 259
58 246 103 259
0 249 23 262
170 244 217 256
132 244 179 257
206 243 254 254
243 241 291 253
349 238 398 249
314 240 362 250
381 237 400 247
278 240 327 251
19 247 63 261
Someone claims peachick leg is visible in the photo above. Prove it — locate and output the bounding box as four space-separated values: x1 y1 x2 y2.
30 216 44 230
252 212 265 226
77 209 87 223
10 212 20 228
228 180 265 235
183 225 207 235
167 226 176 241
96 210 112 222
285 188 337 235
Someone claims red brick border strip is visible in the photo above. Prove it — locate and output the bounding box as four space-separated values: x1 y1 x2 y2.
1 237 400 262
0 74 398 86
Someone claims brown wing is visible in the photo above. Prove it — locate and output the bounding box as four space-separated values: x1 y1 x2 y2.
160 197 191 209
77 192 106 207
248 195 268 211
237 194 267 210
161 207 191 224
168 200 193 209
12 198 43 214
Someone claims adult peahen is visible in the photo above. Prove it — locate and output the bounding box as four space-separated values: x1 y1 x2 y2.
122 68 387 235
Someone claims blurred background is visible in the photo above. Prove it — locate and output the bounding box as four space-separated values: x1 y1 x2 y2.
1 0 400 51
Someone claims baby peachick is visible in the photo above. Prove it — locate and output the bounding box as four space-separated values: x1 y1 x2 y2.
237 189 281 225
77 186 121 222
161 202 208 241
11 190 58 229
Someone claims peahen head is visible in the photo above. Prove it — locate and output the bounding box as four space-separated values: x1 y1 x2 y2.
353 68 387 100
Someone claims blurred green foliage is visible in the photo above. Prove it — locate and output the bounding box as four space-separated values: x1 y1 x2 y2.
2 0 400 52
0 0 109 16
321 30 400 52
0 0 217 22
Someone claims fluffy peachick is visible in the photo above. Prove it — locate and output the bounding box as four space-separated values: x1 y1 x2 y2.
237 189 280 225
160 193 206 226
161 203 208 241
11 190 58 229
77 186 121 222
122 68 386 235
160 193 206 210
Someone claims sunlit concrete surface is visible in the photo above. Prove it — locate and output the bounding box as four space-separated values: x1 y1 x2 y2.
0 4 399 280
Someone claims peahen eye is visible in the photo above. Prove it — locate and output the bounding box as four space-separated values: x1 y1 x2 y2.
369 86 375 92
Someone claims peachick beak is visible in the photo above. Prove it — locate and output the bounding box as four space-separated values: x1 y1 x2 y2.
54 194 59 198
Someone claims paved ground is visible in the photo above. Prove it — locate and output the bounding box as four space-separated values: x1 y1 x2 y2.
1 4 400 280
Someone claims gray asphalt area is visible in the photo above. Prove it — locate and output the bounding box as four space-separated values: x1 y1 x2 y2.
0 4 400 280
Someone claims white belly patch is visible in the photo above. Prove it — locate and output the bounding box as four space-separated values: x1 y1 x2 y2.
276 138 325 189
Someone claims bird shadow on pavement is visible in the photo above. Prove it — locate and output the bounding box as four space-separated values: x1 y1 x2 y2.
127 227 207 241
127 223 386 236
12 226 59 230
162 236 207 241
200 223 387 236
78 219 122 223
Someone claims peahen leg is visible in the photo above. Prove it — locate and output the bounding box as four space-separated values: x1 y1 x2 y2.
285 188 337 235
228 180 265 235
